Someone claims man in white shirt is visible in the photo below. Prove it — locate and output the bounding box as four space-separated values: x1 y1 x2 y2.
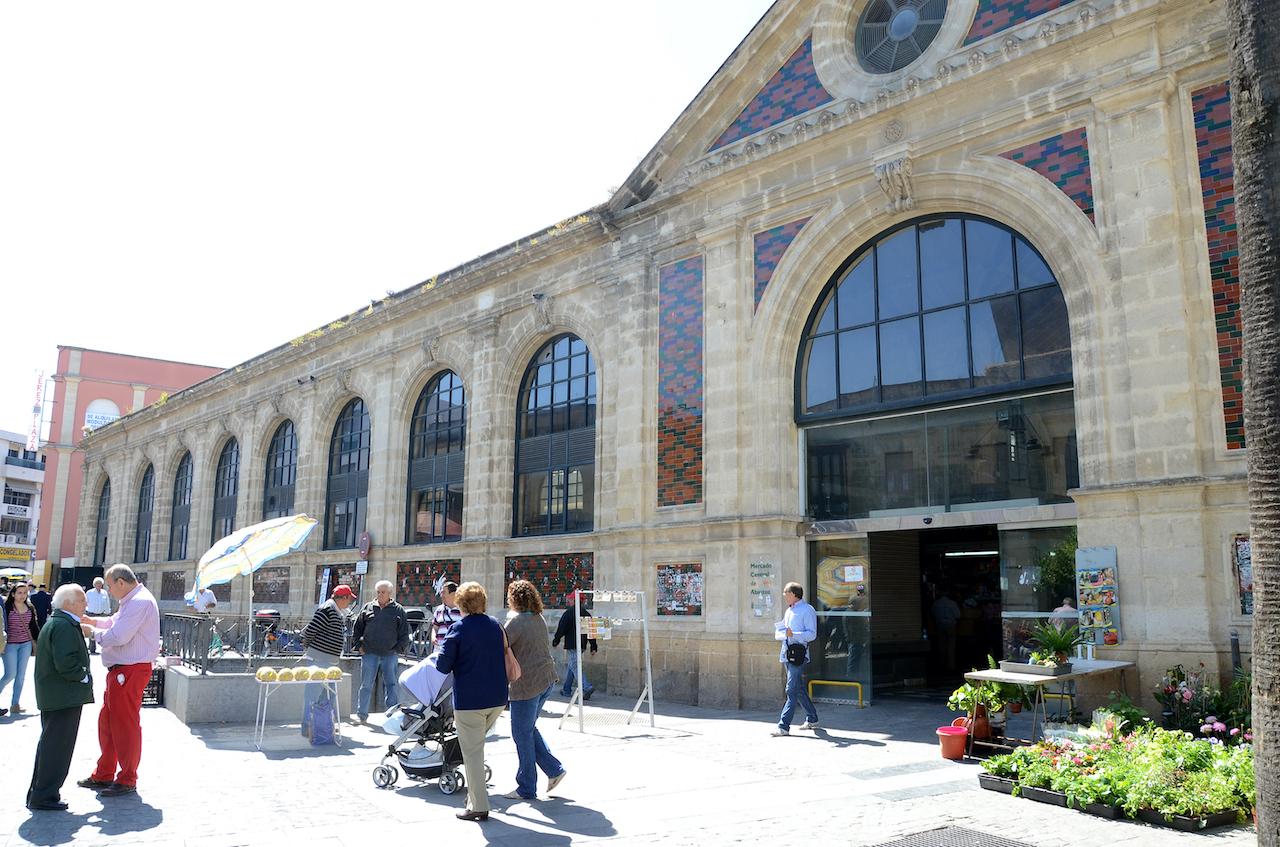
772 582 819 737
192 586 217 614
85 578 112 655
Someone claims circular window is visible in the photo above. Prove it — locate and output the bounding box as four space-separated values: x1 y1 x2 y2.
855 0 948 74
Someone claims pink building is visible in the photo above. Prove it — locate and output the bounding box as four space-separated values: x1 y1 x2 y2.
36 346 222 581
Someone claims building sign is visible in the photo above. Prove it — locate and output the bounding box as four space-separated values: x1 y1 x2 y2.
27 371 44 452
1075 546 1120 645
0 546 31 562
1233 535 1253 615
83 398 121 432
749 560 776 617
1 504 30 518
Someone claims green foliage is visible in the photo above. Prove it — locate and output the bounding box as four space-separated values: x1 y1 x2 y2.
1028 622 1086 659
1105 691 1150 733
1033 528 1078 603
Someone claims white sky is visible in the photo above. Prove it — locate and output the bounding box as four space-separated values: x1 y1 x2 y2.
0 1 775 436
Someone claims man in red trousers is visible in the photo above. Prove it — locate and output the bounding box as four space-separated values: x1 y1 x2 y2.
77 564 160 797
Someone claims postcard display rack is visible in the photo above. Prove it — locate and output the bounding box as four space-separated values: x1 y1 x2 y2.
560 588 656 733
1074 546 1121 646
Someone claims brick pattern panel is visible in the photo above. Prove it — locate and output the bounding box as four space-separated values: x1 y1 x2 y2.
658 257 705 507
395 559 462 609
1001 127 1095 223
710 38 834 151
1193 81 1244 450
964 0 1071 44
753 217 811 311
504 552 593 610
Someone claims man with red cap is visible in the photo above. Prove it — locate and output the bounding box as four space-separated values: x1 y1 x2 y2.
552 590 598 700
301 584 356 726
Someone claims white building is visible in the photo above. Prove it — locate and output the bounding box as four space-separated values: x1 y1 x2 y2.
0 429 44 576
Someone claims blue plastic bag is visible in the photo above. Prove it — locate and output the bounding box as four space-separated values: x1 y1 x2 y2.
305 693 335 746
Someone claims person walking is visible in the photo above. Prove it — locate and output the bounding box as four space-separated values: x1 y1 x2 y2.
30 585 52 628
552 591 597 700
430 581 462 650
1 583 42 716
26 584 94 811
301 584 355 727
84 578 112 655
772 581 819 737
503 580 566 802
352 580 409 722
77 564 161 797
435 582 507 822
191 585 217 614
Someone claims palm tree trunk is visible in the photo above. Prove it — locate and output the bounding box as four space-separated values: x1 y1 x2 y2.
1228 0 1280 841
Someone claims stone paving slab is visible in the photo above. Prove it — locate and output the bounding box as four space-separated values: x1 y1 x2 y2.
0 662 1257 847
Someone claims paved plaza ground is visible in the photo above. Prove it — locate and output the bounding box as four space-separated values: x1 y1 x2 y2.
0 662 1257 847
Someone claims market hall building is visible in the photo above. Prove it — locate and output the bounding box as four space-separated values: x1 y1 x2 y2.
73 0 1250 709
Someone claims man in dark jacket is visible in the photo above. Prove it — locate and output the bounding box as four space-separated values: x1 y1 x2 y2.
27 584 94 811
30 584 53 627
352 580 409 721
552 591 598 700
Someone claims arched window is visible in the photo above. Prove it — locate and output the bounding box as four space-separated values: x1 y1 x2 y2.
514 334 596 536
134 465 154 563
169 452 193 560
325 399 370 549
211 439 240 543
798 215 1077 520
263 421 297 520
408 371 465 543
93 478 110 567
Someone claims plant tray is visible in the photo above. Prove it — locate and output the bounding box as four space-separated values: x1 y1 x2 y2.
1135 809 1241 832
1074 801 1122 819
1019 785 1069 807
999 660 1072 676
977 774 1015 795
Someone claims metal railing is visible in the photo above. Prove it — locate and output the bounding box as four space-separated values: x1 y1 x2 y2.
160 614 215 675
161 611 322 674
4 456 45 471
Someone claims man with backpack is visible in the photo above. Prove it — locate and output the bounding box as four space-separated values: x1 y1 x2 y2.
772 582 819 737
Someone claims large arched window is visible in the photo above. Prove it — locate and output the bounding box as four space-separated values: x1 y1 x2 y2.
263 421 297 520
93 478 110 567
211 438 240 543
408 371 465 543
514 334 596 536
169 452 193 560
325 399 370 549
134 465 154 563
798 215 1077 520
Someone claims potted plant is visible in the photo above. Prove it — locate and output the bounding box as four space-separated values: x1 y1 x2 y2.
1029 622 1086 665
947 680 1006 740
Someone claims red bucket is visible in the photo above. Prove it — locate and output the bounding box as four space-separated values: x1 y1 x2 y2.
937 725 968 760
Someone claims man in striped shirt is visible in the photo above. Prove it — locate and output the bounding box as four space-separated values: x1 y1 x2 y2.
301 585 355 727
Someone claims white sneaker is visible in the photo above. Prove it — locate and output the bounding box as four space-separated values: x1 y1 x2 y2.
771 727 790 736
502 789 530 800
546 770 567 793
800 720 819 730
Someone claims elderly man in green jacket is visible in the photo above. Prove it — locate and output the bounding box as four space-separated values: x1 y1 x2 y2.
27 584 94 812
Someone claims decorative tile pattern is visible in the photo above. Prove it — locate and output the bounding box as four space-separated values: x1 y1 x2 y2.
658 257 704 507
753 218 811 311
1001 128 1095 223
1193 81 1244 450
504 552 593 610
656 562 704 616
251 566 290 605
396 559 462 609
964 0 1071 45
710 38 835 151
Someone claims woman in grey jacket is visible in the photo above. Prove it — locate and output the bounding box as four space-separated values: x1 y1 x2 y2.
502 580 567 801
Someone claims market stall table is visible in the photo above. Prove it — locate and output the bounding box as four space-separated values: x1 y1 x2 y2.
254 674 345 750
962 658 1134 755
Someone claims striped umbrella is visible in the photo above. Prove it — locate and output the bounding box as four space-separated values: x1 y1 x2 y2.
190 514 317 596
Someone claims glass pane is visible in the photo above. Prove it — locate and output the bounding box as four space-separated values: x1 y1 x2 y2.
999 526 1078 660
924 307 969 395
837 255 875 328
807 537 872 696
1016 238 1055 288
555 337 570 358
838 327 877 408
1021 288 1072 380
805 335 838 413
814 295 836 335
876 228 919 319
554 359 568 380
970 296 1021 387
966 220 1015 298
919 219 965 309
879 317 922 402
565 465 594 533
805 414 927 518
517 472 548 536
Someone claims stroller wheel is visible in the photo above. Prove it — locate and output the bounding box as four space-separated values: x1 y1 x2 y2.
389 767 400 785
372 765 396 789
439 770 461 795
485 765 492 784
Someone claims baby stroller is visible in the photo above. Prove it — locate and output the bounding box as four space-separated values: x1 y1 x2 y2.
370 655 491 795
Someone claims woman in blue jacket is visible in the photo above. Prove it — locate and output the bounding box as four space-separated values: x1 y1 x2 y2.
435 581 507 821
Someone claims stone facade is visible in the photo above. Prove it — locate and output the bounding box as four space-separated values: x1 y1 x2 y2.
74 0 1250 710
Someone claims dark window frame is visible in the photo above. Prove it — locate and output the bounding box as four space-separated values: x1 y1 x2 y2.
169 452 193 560
134 464 154 563
407 371 466 544
263 420 298 521
93 478 110 567
324 399 371 550
211 438 240 544
795 213 1073 425
513 334 597 537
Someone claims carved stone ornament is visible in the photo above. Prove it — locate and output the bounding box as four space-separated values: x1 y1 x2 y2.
532 293 553 330
1038 21 1058 44
884 118 906 143
968 50 985 73
422 334 441 365
1002 36 1023 60
935 61 953 83
874 156 915 212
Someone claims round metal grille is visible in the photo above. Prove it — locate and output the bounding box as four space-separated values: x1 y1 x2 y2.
855 0 948 74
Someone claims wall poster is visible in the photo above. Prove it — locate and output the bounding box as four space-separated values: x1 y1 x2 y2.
1233 534 1253 615
749 561 776 618
655 562 703 616
1075 546 1120 645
